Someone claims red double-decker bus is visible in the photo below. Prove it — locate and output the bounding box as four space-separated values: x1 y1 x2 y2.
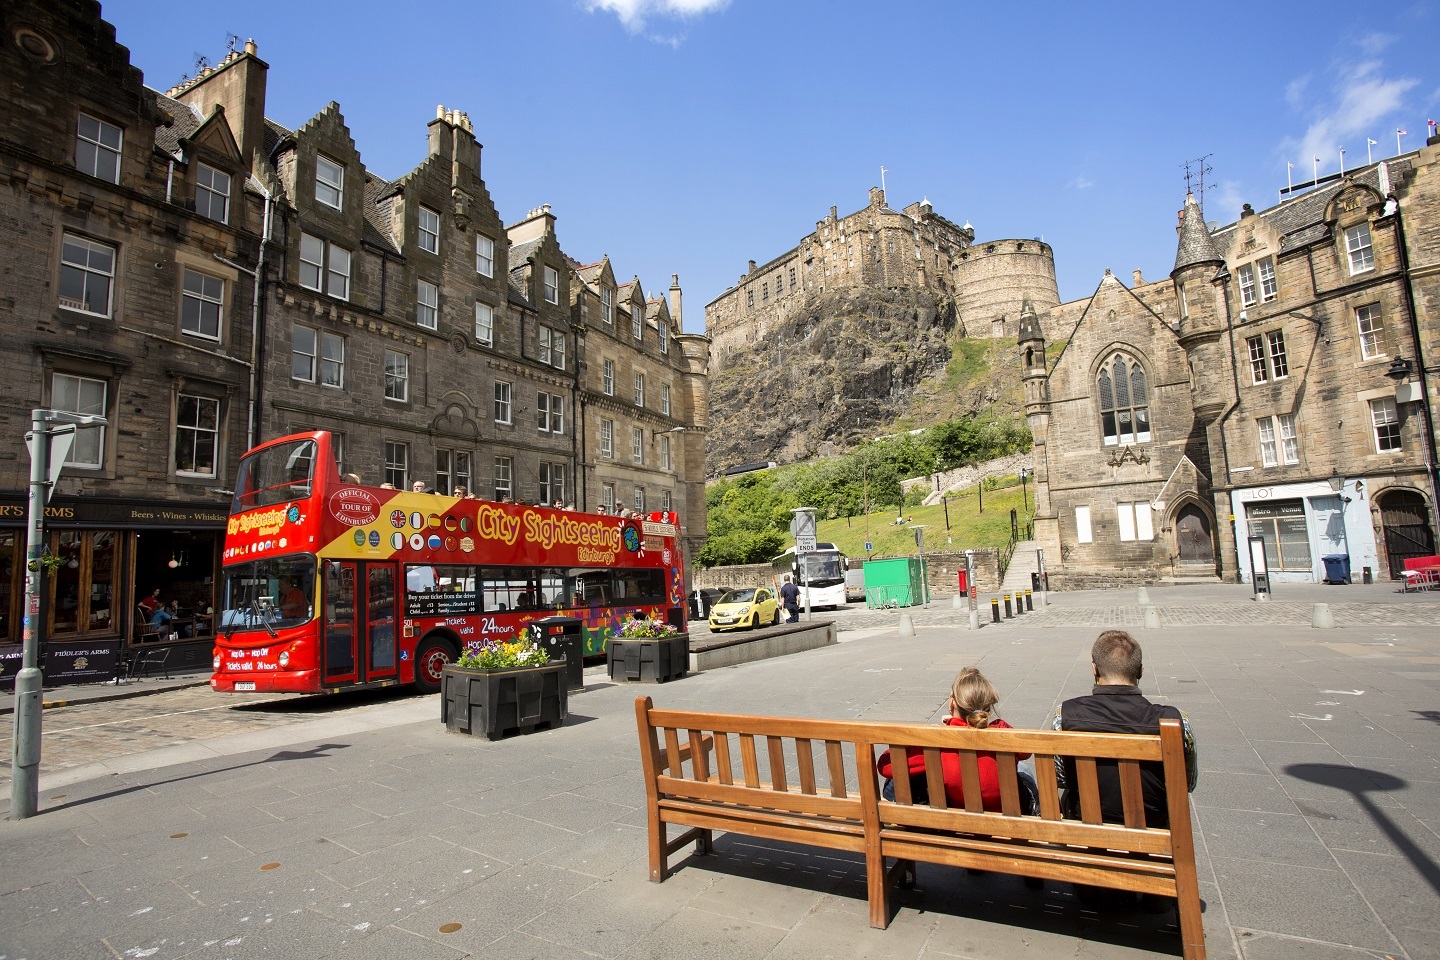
211 431 687 694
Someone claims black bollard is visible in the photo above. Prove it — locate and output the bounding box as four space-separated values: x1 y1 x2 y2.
991 598 1001 623
1015 592 1025 615
1003 594 1013 618
1024 589 1033 612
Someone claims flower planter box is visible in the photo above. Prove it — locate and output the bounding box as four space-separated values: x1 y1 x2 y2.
441 662 568 740
607 633 689 683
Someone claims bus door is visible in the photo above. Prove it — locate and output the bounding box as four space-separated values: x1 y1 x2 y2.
322 561 398 686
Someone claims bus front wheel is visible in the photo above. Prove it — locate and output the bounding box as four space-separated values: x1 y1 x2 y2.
413 635 456 694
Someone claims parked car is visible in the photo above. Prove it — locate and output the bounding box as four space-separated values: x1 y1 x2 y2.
844 569 866 603
707 587 780 631
687 587 727 620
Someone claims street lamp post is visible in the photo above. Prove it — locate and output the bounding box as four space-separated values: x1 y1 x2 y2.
1019 467 1030 513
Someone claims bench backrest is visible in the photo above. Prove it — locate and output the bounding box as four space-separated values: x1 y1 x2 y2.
635 697 876 824
866 719 1192 861
636 697 1194 859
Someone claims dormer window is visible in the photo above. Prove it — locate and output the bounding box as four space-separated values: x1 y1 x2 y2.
632 306 643 340
1344 224 1374 274
315 155 344 209
658 319 668 354
602 285 614 324
195 163 230 223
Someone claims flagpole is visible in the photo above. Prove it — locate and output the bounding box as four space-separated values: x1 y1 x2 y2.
1397 128 1405 155
1287 162 1293 194
1313 156 1319 185
880 165 888 194
1367 138 1376 165
1340 146 1345 176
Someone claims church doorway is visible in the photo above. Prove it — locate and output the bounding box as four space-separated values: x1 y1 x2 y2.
1174 504 1214 565
1379 490 1435 578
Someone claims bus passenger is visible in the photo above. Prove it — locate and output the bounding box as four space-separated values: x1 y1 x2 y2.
452 486 467 498
280 579 308 619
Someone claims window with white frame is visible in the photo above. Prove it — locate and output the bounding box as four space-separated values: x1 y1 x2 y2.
543 265 559 304
417 279 439 329
1267 331 1288 378
195 163 230 223
315 155 344 208
660 435 671 470
1345 224 1374 274
1247 335 1269 383
602 286 613 324
1355 303 1386 359
384 441 408 489
494 380 511 424
1257 413 1299 466
603 359 614 396
494 456 513 500
51 373 107 466
1096 354 1151 446
299 233 350 299
474 302 494 345
435 449 472 495
59 233 115 317
600 418 614 457
538 393 563 434
1116 501 1154 542
475 234 494 277
384 350 409 401
319 331 345 387
181 269 224 340
658 320 668 354
1257 257 1277 301
292 325 316 381
1370 397 1402 452
661 490 672 512
1238 264 1257 308
632 305 643 339
539 326 565 368
633 487 646 513
635 372 645 407
660 384 671 416
601 483 616 512
75 113 122 183
175 393 220 477
417 205 440 254
1074 505 1093 544
539 463 566 504
632 426 644 463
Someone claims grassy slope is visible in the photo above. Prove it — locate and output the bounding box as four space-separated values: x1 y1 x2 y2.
817 474 1034 558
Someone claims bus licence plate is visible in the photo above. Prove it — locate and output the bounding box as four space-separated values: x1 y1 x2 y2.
234 681 256 691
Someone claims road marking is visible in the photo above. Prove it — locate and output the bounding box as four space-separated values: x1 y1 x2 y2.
1292 713 1333 721
1320 689 1365 696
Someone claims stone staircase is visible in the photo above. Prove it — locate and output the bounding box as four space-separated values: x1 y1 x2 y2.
1000 540 1041 596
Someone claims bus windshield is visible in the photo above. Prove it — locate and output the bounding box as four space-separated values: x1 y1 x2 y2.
231 438 319 511
798 553 845 587
220 556 317 636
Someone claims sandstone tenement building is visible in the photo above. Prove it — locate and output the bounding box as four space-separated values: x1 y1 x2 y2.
1027 147 1440 586
704 187 1060 368
0 0 708 679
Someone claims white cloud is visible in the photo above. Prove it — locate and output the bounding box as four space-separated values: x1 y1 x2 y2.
1282 54 1419 173
1285 74 1310 109
1066 176 1094 190
585 0 730 33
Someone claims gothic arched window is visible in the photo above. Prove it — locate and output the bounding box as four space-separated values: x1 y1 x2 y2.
1097 354 1151 446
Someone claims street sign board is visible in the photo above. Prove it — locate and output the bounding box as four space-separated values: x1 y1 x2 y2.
796 535 817 554
864 541 873 552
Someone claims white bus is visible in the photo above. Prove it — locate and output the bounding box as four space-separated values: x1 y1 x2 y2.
771 542 848 611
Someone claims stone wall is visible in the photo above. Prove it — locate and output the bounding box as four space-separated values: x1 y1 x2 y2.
951 239 1060 339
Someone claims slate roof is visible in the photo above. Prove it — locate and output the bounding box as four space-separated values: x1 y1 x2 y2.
148 88 203 157
262 117 291 158
1172 193 1224 273
507 237 543 272
1207 166 1386 257
362 173 399 254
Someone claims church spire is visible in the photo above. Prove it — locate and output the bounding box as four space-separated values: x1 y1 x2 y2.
1171 193 1224 276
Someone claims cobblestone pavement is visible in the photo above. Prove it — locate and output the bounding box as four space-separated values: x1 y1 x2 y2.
0 685 419 788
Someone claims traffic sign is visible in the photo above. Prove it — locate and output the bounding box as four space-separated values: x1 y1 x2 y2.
864 541 873 552
796 535 817 554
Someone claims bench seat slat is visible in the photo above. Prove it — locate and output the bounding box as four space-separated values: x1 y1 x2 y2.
878 802 1176 855
880 833 1179 895
658 775 865 820
657 802 867 853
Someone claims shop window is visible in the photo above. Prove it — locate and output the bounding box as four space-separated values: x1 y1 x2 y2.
49 530 117 637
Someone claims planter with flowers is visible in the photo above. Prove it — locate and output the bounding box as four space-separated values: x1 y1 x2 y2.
441 630 568 739
606 616 689 683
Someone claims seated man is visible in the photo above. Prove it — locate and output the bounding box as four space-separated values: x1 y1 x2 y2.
149 600 191 638
1052 630 1198 827
280 579 309 619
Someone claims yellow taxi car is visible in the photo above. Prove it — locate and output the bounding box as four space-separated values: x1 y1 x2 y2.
706 587 780 631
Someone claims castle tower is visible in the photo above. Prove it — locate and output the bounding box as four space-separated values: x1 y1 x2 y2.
1017 297 1058 556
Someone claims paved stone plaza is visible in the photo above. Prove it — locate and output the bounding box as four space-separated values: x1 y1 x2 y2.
2 583 1438 959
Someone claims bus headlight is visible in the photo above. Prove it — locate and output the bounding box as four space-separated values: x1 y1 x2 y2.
213 653 222 670
278 651 290 668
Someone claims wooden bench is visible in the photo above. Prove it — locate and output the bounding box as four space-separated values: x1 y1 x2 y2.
634 695 1204 960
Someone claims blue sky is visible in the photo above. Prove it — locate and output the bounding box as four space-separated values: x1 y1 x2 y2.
104 0 1438 331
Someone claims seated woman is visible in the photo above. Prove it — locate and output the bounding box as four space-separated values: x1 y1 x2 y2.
876 666 1039 814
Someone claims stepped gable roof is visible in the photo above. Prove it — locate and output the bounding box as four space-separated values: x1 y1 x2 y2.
507 236 544 272
1172 193 1224 273
1207 166 1385 255
149 89 202 157
362 173 399 254
262 117 291 157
